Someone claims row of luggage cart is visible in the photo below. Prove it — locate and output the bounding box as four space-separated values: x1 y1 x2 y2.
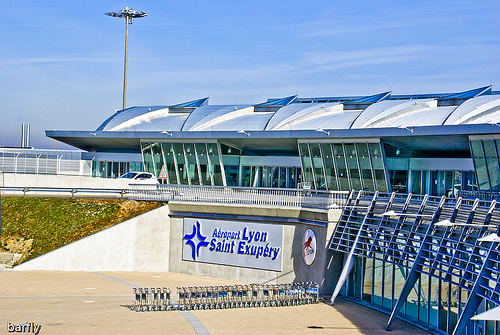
132 282 319 312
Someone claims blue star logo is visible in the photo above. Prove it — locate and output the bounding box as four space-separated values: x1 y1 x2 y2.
183 221 209 260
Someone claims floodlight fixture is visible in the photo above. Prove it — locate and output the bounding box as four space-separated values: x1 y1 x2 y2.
316 128 330 135
238 130 250 136
434 219 497 228
398 125 413 133
106 7 147 110
478 233 500 242
382 210 398 217
487 120 500 128
382 210 433 218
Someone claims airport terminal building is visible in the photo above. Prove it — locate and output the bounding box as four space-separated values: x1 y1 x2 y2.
48 85 500 198
44 86 500 335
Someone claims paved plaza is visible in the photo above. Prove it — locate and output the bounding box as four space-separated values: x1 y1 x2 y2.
0 271 431 334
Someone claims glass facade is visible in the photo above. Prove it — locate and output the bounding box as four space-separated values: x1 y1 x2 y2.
384 142 477 197
135 139 482 196
298 141 388 192
140 141 302 188
221 143 240 186
470 139 500 191
92 161 142 178
331 191 500 335
140 141 225 186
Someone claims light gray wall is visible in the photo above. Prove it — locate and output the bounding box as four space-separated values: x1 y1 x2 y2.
167 215 338 293
15 205 171 271
14 202 343 294
0 172 129 188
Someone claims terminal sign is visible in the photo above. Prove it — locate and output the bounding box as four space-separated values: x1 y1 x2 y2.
183 218 283 271
302 229 317 266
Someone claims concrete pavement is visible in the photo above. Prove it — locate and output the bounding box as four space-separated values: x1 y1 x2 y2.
0 271 431 334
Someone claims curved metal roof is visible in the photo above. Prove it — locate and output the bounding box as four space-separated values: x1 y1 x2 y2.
265 103 341 130
97 106 168 131
180 105 250 131
95 86 500 133
443 95 500 125
350 99 435 129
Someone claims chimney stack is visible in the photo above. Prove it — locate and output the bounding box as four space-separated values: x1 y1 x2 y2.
21 124 30 148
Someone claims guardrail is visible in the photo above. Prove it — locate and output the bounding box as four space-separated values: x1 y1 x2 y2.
0 187 128 199
0 185 349 210
128 184 349 209
459 189 500 201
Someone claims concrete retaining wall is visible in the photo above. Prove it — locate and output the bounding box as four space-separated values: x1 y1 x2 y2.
168 216 339 293
15 205 171 271
0 173 129 189
14 202 343 294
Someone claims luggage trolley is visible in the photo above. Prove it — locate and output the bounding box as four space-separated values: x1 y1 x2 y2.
205 286 214 310
133 287 142 311
216 286 227 309
312 282 319 303
299 283 307 304
188 287 198 310
236 285 244 308
229 285 236 308
140 287 148 311
177 287 188 310
304 282 319 304
145 288 154 311
262 284 271 307
250 284 260 307
278 284 286 307
192 287 200 310
199 286 209 310
288 284 295 306
292 283 301 305
152 288 160 311
285 284 293 306
242 285 251 308
222 286 230 309
133 281 320 312
160 287 171 311
272 284 280 307
212 286 220 309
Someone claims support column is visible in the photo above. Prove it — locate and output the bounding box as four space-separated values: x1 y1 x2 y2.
330 191 379 304
452 201 498 335
386 195 446 330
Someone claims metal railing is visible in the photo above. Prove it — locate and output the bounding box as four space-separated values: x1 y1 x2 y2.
459 189 500 201
0 184 349 210
128 184 349 209
0 187 128 199
0 184 349 209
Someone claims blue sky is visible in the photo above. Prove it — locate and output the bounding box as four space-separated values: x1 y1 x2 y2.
1 0 499 149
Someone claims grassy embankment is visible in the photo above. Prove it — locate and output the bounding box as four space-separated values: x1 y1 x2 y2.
0 198 164 264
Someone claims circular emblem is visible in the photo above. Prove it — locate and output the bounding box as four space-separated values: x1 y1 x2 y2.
302 229 316 266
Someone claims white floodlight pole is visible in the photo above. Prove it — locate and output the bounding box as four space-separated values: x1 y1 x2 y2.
105 7 147 110
123 14 129 110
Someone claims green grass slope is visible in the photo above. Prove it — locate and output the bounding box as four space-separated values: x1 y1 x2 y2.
0 198 164 264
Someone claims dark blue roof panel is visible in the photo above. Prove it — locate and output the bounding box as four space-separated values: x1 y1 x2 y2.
258 95 297 107
170 97 209 108
439 86 492 100
344 91 391 104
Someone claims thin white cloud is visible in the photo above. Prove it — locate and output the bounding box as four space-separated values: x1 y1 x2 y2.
299 43 499 72
296 19 414 37
299 45 429 71
0 56 120 65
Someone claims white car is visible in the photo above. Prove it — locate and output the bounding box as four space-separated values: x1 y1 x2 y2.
118 172 159 185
